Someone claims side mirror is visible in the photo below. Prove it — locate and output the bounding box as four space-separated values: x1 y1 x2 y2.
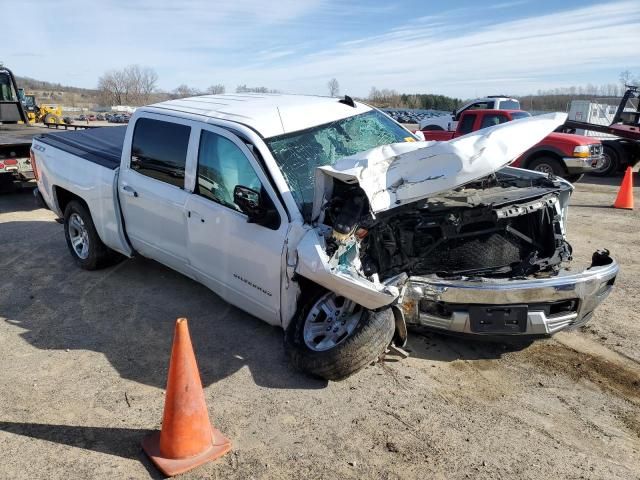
413 130 425 141
233 185 280 229
233 185 262 218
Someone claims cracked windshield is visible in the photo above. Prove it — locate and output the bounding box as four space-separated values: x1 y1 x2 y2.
267 110 412 216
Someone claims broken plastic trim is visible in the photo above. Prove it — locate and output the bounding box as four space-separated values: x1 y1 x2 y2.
339 95 356 108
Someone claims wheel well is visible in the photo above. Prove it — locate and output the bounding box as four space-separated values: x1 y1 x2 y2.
53 186 88 216
521 151 566 172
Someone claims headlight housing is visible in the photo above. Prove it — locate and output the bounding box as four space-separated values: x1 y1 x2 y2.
573 145 591 158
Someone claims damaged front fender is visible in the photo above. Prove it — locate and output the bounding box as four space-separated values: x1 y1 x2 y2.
295 228 399 310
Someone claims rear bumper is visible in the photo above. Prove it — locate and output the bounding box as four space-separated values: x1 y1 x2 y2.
563 155 604 173
399 250 618 336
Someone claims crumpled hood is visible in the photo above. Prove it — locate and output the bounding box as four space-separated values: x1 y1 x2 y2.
312 112 567 217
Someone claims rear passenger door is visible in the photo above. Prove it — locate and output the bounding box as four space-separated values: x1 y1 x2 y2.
119 115 196 273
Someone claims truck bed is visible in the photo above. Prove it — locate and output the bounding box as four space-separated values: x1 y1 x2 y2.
36 126 127 169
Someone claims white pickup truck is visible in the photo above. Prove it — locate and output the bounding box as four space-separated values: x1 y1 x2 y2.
31 94 618 380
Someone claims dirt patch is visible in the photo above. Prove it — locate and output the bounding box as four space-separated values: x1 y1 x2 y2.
1 181 639 480
525 342 640 404
622 412 640 438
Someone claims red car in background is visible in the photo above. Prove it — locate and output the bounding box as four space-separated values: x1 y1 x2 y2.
419 109 604 182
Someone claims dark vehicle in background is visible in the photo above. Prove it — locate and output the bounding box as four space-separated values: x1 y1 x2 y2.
561 86 640 176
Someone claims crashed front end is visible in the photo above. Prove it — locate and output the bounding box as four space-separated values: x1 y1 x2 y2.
294 113 618 337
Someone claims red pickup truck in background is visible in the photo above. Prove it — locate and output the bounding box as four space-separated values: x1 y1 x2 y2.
420 109 604 182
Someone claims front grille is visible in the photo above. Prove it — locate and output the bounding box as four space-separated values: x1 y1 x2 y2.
589 144 603 156
414 231 527 274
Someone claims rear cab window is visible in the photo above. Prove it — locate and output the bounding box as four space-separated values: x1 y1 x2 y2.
480 113 510 129
130 118 191 188
498 99 521 110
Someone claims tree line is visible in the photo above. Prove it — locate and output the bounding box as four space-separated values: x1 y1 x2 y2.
28 64 640 112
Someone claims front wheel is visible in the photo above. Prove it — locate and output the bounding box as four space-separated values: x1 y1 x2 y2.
591 145 619 176
285 290 395 381
528 157 566 177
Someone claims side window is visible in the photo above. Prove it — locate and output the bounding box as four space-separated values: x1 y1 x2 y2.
130 118 191 188
196 130 262 212
468 101 494 111
458 114 477 135
480 114 509 129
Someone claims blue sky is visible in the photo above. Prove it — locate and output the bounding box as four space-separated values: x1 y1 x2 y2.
5 0 640 98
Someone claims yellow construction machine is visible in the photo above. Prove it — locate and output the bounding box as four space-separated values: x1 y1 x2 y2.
18 89 63 124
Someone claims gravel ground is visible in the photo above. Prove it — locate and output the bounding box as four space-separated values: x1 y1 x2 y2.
0 173 638 479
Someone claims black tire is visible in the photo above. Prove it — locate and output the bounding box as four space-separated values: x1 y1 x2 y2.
527 156 566 177
591 145 619 176
285 289 395 381
0 173 17 193
565 174 584 183
63 200 117 270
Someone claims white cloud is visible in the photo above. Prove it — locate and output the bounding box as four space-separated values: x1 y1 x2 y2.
4 0 640 98
217 0 640 97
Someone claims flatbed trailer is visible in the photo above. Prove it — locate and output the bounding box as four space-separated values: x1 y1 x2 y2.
563 119 640 141
0 123 96 189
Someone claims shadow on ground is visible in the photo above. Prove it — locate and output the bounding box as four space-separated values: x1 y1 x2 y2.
0 217 326 390
404 327 534 363
0 186 42 214
0 421 162 478
579 171 638 187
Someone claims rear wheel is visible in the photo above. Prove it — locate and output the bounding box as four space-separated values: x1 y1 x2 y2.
528 156 566 177
63 200 118 270
591 145 619 176
285 289 395 381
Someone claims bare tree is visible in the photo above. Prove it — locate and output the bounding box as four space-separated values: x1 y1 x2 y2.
327 78 340 97
171 84 201 99
206 84 225 95
97 65 158 106
236 84 280 93
620 70 633 88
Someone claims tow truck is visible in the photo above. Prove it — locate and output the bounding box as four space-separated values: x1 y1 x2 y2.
561 86 640 176
0 64 91 190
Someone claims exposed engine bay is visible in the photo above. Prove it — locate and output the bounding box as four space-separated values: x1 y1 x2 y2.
320 169 573 281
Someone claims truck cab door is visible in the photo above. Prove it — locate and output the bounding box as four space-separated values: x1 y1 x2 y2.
184 126 289 326
118 115 196 274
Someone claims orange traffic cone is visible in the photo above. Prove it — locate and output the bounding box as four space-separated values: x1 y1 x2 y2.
613 166 634 210
142 318 231 477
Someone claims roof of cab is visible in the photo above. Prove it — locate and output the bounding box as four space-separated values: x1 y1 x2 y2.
146 93 372 139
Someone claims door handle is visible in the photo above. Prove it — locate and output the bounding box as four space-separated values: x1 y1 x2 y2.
120 185 138 197
187 210 205 223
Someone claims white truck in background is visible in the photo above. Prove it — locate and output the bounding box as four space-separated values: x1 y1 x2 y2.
31 93 618 380
418 96 520 131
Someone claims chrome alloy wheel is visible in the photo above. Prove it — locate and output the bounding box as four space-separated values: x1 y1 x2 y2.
67 212 90 259
303 292 364 352
533 163 555 174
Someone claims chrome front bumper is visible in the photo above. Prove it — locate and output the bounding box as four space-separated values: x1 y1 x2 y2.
563 155 604 173
399 250 618 336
